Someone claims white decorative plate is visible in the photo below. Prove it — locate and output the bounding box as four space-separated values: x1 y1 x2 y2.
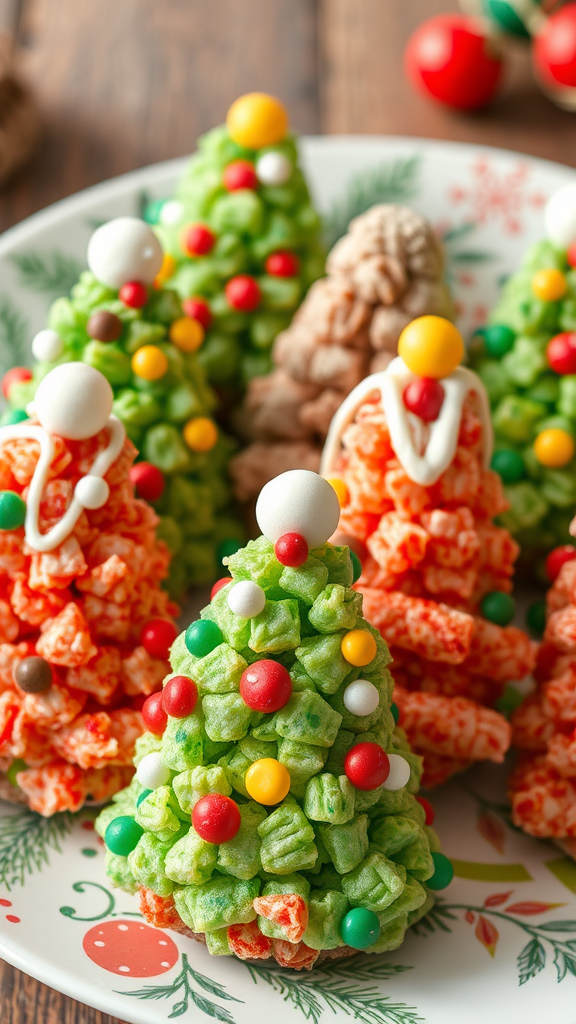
0 137 575 1024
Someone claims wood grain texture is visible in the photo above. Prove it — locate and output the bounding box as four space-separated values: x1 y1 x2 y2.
0 959 128 1024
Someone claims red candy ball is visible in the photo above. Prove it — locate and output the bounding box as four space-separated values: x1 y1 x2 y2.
265 251 300 277
545 544 576 583
223 160 258 192
344 742 390 791
129 462 165 503
547 333 576 376
211 577 231 599
182 224 216 257
192 793 241 844
533 3 576 92
119 281 148 308
274 532 308 567
568 244 576 269
2 366 32 399
162 675 198 718
225 275 261 312
141 619 178 661
405 14 503 111
142 691 168 736
403 377 445 422
416 795 435 826
182 297 212 330
240 659 292 713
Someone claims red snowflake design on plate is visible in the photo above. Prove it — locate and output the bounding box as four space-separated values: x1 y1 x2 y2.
83 919 179 977
449 160 546 235
0 897 20 923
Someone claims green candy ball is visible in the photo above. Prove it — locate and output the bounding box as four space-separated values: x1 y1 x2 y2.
526 600 546 636
185 618 223 658
0 491 26 531
217 538 243 566
350 549 362 584
143 198 165 225
490 449 525 484
483 324 516 358
105 816 143 856
391 702 400 725
340 906 381 949
427 852 454 891
1 409 29 426
136 788 152 807
482 0 532 38
480 590 516 626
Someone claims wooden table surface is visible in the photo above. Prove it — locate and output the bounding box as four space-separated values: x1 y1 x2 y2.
1 0 575 1020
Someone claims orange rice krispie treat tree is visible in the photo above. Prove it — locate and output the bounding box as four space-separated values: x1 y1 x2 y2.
321 315 536 786
0 363 177 816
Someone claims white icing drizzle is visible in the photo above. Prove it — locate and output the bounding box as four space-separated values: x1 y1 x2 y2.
321 357 493 487
0 416 126 552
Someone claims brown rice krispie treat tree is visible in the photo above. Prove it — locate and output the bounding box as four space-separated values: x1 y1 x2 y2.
231 204 455 503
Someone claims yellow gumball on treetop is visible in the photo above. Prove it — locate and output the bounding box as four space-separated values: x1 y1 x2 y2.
398 315 464 380
226 93 288 150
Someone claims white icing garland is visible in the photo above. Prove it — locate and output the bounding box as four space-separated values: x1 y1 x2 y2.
321 357 493 487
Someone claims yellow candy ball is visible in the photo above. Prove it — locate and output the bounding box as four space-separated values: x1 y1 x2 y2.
531 268 567 302
341 629 378 667
169 316 205 353
183 416 218 452
326 477 349 508
226 93 288 150
534 428 575 468
245 758 291 805
131 345 168 381
154 253 176 286
398 316 464 380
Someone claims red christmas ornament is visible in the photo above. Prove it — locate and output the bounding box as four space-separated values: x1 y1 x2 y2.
403 377 445 422
265 251 300 277
129 462 165 502
416 795 435 826
405 14 503 111
119 281 148 309
192 793 241 844
545 544 576 583
211 577 231 599
274 532 308 567
239 659 292 713
547 333 576 375
223 160 258 192
141 619 178 661
83 920 178 977
568 244 576 269
162 675 198 718
182 224 216 257
225 275 261 312
344 742 390 791
2 366 32 399
182 297 212 330
533 3 576 96
142 691 168 736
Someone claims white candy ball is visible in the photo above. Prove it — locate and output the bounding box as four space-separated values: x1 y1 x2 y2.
343 679 380 716
160 199 184 226
31 329 63 363
35 364 113 440
87 217 163 289
75 474 110 510
382 753 411 792
227 580 266 619
255 470 340 549
256 151 292 186
545 184 576 249
136 751 171 790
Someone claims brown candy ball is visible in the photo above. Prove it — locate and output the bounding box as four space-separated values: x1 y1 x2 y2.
14 656 53 694
86 310 123 343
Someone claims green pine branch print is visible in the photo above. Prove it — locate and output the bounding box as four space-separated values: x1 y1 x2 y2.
119 952 242 1021
324 156 421 249
9 249 84 301
246 956 421 1024
0 295 29 374
0 808 75 890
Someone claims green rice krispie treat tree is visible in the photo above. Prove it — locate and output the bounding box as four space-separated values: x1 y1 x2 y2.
147 92 325 396
5 217 241 597
96 470 452 970
470 184 576 560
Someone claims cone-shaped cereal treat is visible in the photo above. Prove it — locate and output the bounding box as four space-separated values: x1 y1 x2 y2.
96 470 452 968
321 316 536 786
148 93 325 396
0 364 177 816
6 217 241 598
470 184 576 562
231 204 455 504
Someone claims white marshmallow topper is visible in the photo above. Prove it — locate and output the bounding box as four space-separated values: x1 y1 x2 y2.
0 363 125 552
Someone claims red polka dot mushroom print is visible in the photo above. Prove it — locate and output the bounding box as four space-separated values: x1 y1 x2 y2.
83 920 178 977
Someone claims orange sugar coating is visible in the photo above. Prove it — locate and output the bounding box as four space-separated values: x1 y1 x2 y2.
394 686 510 764
418 750 473 788
139 889 194 935
509 755 576 839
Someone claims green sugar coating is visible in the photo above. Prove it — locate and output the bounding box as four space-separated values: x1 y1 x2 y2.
471 238 576 556
98 535 440 960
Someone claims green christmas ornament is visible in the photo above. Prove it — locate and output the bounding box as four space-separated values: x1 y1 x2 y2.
340 907 381 949
427 852 455 890
526 599 546 636
185 618 223 658
481 590 516 626
136 788 153 807
483 323 516 358
391 702 400 725
0 491 26 531
350 549 362 584
490 449 526 484
105 816 143 856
